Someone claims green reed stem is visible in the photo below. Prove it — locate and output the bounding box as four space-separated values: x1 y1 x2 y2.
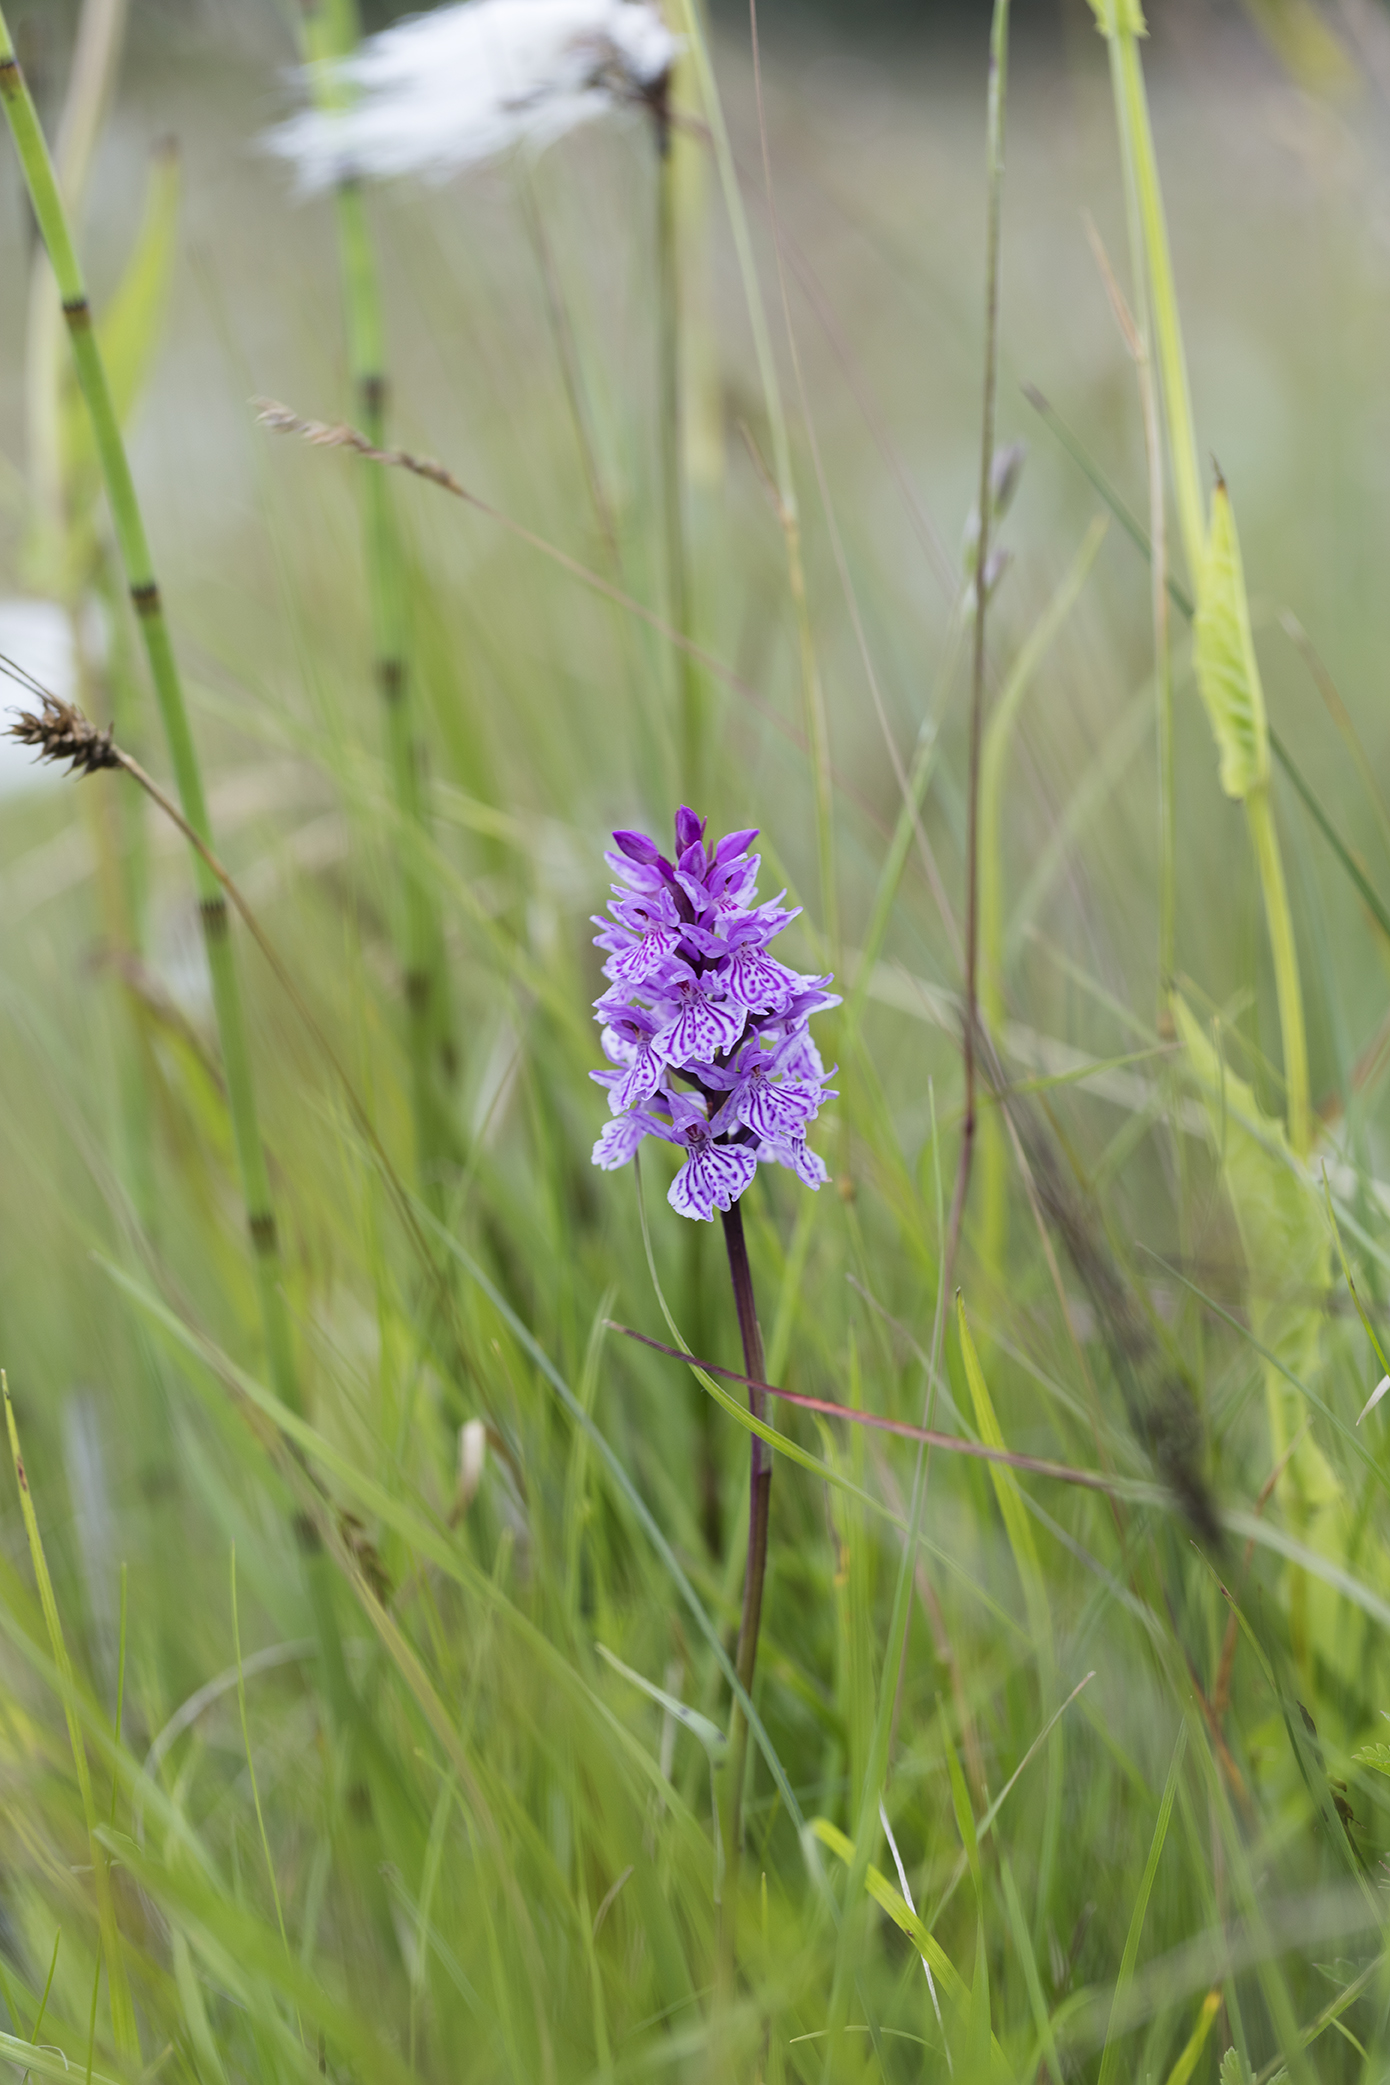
0 14 298 1410
1100 0 1204 594
1103 26 1176 1005
299 0 456 1207
657 127 704 802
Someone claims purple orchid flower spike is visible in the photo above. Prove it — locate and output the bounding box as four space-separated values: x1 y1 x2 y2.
590 807 837 1223
588 805 838 1911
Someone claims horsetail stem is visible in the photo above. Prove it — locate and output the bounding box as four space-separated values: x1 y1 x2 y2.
0 8 301 1410
297 0 457 1209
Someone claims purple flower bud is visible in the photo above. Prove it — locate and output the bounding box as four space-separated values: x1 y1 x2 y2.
613 828 663 865
674 806 705 852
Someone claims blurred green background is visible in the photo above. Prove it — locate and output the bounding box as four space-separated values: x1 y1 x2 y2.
3 0 1390 2077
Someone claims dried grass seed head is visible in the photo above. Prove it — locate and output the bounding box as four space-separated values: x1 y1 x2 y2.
6 690 120 779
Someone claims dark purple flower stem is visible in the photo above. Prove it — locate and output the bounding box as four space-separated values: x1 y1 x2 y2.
719 1197 769 1909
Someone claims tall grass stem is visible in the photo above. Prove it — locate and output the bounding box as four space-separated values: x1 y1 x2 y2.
1100 8 1310 1154
656 133 703 799
1108 10 1204 592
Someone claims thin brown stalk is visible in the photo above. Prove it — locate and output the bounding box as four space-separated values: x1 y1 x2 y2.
609 1320 1129 1496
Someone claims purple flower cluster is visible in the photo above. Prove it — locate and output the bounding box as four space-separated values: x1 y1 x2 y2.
591 808 838 1222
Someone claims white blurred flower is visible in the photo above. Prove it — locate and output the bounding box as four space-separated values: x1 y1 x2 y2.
457 1418 488 1511
265 0 680 194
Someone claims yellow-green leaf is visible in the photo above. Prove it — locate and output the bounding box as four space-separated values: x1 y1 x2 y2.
1174 999 1366 1685
1193 478 1269 801
956 1296 1054 1662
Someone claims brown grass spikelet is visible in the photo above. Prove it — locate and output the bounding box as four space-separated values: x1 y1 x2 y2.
6 691 121 779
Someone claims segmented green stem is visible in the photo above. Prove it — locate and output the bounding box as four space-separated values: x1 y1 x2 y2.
0 14 298 1411
298 0 456 1205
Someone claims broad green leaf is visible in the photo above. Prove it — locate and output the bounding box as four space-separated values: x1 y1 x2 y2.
60 140 180 522
1175 1000 1366 1684
1352 1742 1390 1778
1174 1001 1331 1485
1193 478 1270 800
1219 2049 1256 2085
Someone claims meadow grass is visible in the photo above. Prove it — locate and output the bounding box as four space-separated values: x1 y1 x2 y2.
2 2 1390 2080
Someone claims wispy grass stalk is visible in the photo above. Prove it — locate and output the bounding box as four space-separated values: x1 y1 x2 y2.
0 12 302 1404
296 0 457 1208
978 515 1107 1267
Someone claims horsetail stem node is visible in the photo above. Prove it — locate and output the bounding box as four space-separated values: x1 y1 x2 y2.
264 0 680 191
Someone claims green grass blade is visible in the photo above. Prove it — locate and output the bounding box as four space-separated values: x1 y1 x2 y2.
1095 1723 1187 2085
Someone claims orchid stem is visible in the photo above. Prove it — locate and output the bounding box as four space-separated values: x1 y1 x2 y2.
719 1196 769 1971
